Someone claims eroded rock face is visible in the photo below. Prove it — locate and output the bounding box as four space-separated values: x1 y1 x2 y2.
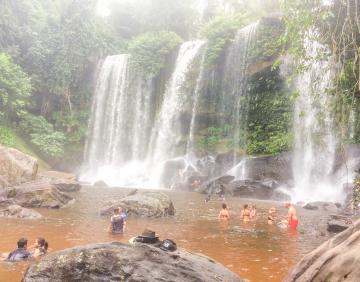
99 191 175 217
2 180 73 209
23 242 244 282
284 218 360 282
0 145 38 189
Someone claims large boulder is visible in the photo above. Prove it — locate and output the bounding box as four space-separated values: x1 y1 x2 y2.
99 191 175 217
0 145 38 189
1 180 73 209
40 171 81 193
23 242 243 282
327 214 352 233
284 218 360 282
302 201 341 213
0 204 42 219
198 174 235 195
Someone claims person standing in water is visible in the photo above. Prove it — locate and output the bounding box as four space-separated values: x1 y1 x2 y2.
285 202 298 229
240 204 251 222
218 203 230 220
108 207 126 234
250 204 257 219
7 238 31 261
268 207 276 224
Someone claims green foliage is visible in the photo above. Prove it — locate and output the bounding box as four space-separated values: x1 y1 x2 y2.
200 14 244 66
52 111 88 144
128 31 182 76
0 53 31 120
19 114 65 158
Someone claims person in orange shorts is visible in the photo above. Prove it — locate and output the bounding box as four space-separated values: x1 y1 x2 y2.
285 202 298 229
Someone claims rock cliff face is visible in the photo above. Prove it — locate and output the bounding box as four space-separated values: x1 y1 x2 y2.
0 145 38 188
23 242 244 282
284 218 360 282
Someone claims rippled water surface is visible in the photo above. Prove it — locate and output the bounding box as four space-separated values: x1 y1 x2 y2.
0 187 331 282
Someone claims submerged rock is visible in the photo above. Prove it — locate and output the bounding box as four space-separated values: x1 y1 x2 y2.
302 201 340 213
0 145 38 189
23 242 243 282
2 180 73 209
285 218 360 282
0 204 42 219
99 191 175 217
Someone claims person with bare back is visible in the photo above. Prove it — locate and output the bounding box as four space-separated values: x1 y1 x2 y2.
285 202 298 229
218 203 230 221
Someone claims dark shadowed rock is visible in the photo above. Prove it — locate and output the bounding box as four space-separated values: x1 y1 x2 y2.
23 242 243 282
0 204 42 219
228 180 273 199
2 180 73 209
99 192 175 217
327 215 352 233
93 180 109 187
0 145 38 189
284 218 360 282
198 175 234 195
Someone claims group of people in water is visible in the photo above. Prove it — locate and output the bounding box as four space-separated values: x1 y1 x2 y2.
2 237 48 262
218 202 299 229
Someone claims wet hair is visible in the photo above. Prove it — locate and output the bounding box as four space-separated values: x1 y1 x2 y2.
113 208 120 214
17 238 28 248
37 238 48 251
222 203 227 209
252 205 256 209
244 204 248 209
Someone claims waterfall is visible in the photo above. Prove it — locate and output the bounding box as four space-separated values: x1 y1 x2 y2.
149 41 206 164
80 55 153 186
221 22 257 178
291 39 340 202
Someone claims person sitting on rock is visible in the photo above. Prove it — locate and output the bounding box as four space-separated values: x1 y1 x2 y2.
7 238 31 261
32 237 48 258
218 203 230 221
108 207 126 234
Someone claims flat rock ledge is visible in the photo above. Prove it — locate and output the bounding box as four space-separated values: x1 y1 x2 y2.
23 242 244 282
284 218 360 282
99 191 175 217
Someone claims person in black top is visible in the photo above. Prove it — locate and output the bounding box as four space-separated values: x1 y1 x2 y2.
7 238 31 261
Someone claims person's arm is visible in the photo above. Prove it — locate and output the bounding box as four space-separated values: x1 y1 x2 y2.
287 209 292 225
240 210 244 219
107 216 113 233
122 220 126 232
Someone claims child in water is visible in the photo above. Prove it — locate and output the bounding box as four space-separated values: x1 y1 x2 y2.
218 203 230 220
32 238 48 258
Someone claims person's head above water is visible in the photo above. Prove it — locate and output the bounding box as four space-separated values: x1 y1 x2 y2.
285 202 291 208
243 204 248 209
17 238 28 249
36 238 48 250
113 207 120 214
222 203 227 209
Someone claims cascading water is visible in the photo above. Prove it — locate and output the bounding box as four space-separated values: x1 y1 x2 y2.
149 41 206 164
291 39 340 202
222 22 258 178
80 55 153 186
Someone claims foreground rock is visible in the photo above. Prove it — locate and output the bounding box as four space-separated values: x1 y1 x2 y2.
0 145 38 188
327 214 352 233
0 204 42 219
23 242 243 282
99 191 175 217
1 180 73 209
285 218 360 282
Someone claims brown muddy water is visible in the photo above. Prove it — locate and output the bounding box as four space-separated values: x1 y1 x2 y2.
0 187 332 282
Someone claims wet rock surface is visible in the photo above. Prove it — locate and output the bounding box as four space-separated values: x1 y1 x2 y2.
1 180 73 209
327 214 353 233
23 242 244 282
99 191 175 217
285 218 360 282
302 201 341 213
0 145 38 189
0 204 42 219
40 171 81 193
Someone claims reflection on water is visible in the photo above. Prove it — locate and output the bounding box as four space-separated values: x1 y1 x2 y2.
0 187 330 282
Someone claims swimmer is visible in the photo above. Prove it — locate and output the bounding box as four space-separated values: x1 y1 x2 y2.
268 207 276 224
285 202 299 229
108 207 126 234
7 238 31 261
32 238 48 258
218 203 230 221
250 204 257 219
240 204 251 222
